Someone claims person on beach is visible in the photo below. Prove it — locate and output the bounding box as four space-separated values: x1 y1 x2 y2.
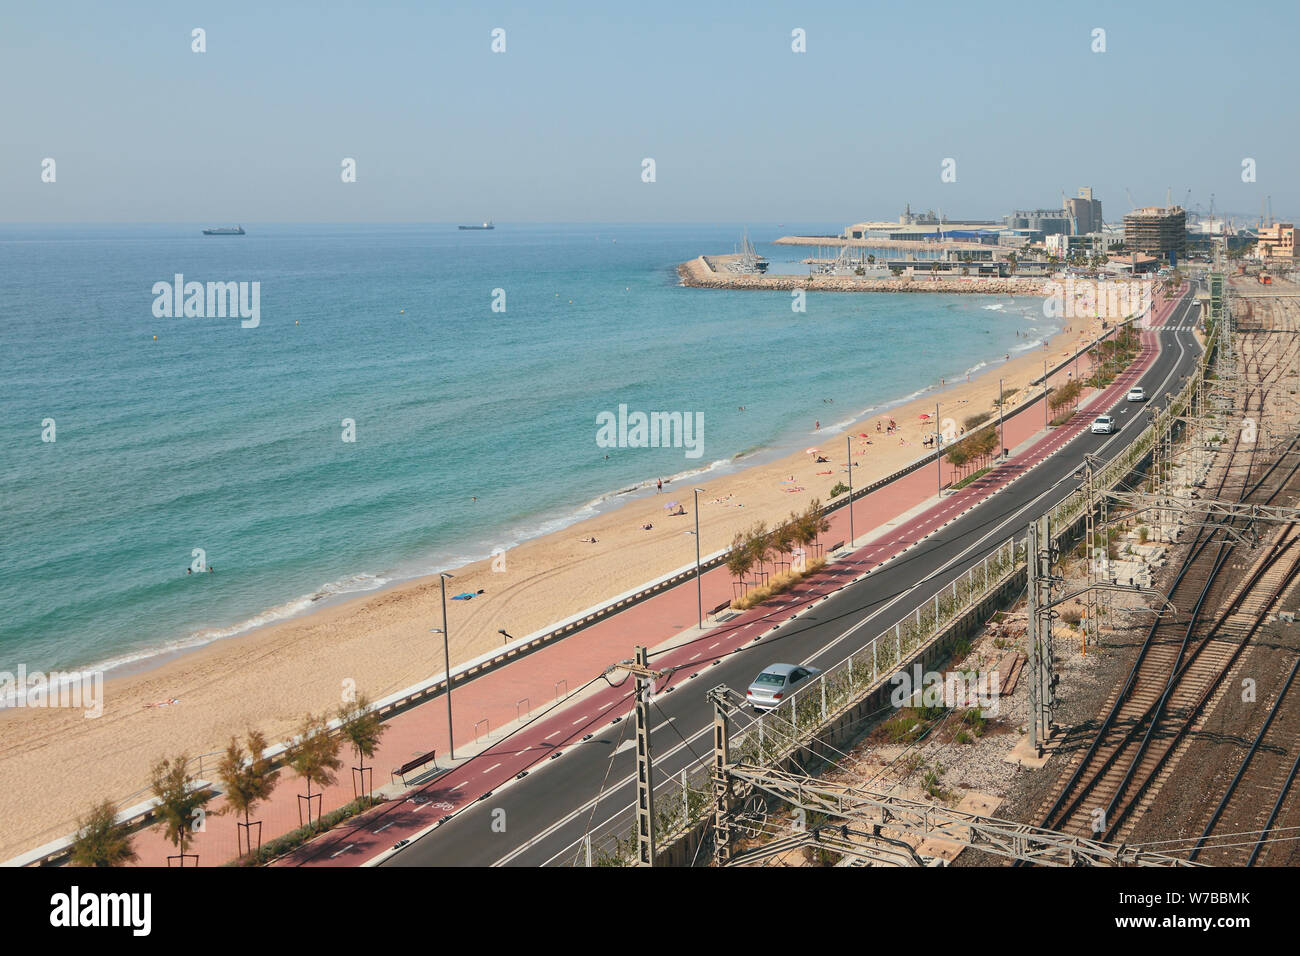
656 478 662 493
815 420 820 431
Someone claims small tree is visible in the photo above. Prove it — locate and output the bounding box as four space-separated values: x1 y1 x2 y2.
770 519 796 572
217 730 279 857
726 529 754 592
798 500 831 554
746 521 773 581
150 754 211 866
338 694 388 800
69 799 137 867
283 713 343 829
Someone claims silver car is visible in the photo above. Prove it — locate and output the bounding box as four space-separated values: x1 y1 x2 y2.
747 663 822 711
1090 415 1116 435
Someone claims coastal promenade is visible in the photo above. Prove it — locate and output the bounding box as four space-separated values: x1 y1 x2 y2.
258 286 1185 868
38 288 1184 868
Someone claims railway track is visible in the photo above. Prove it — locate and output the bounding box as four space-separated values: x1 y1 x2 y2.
1031 316 1300 848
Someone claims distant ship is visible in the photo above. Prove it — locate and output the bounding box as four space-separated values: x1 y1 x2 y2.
202 225 245 236
458 221 494 230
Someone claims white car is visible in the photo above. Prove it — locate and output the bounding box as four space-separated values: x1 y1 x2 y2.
1127 387 1146 402
746 663 822 711
1091 415 1117 435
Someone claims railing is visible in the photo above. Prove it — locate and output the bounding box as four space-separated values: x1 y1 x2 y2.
576 327 1212 866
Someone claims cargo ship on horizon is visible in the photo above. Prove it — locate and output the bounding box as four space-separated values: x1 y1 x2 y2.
202 225 246 235
458 221 494 230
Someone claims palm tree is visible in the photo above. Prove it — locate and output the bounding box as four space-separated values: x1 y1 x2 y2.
338 694 388 800
150 753 211 866
69 799 137 867
216 730 279 857
283 714 343 829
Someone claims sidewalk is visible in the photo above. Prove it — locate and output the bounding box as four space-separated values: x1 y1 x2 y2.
118 290 1183 867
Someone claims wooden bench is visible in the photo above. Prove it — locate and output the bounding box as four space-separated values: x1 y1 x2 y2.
708 599 739 623
392 748 438 786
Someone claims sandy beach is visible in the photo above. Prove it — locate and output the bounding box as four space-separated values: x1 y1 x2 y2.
0 287 1140 858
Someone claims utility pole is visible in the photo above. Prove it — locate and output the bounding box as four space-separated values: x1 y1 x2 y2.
1083 459 1096 656
709 686 733 866
1027 514 1056 755
624 646 667 866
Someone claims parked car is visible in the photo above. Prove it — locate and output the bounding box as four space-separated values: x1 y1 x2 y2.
746 663 822 711
1091 415 1117 434
1127 386 1146 402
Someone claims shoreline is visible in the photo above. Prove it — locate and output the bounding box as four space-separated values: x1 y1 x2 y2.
0 291 1128 858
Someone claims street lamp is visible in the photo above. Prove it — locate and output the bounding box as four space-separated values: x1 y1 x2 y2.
999 377 1006 458
935 402 942 496
498 629 513 645
693 487 705 629
430 571 455 760
845 434 854 549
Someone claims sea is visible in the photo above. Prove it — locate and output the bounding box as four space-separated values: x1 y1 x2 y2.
0 223 1057 681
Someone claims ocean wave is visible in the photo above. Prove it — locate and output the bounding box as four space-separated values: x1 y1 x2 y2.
26 571 399 682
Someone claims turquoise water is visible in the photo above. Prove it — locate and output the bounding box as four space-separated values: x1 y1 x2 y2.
0 223 1055 675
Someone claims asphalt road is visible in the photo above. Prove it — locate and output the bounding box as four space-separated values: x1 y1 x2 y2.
387 290 1203 867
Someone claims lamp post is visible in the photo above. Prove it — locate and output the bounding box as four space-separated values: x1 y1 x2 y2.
845 434 854 549
935 402 942 495
999 377 1006 458
1044 359 1049 427
693 487 705 629
430 571 455 760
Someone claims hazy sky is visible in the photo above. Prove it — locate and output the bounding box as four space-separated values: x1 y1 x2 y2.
2 0 1293 225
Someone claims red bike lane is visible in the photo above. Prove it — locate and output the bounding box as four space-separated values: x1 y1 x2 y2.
278 290 1183 866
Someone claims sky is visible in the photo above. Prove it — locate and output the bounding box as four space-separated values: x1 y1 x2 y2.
1 0 1294 225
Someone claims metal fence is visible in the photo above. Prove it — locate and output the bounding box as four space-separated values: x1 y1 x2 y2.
576 336 1210 866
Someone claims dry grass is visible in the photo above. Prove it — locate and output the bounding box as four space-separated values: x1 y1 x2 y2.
731 556 828 611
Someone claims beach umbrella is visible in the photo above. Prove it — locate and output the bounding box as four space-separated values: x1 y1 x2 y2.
858 432 869 438
664 501 679 509
918 413 931 420
805 447 820 454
